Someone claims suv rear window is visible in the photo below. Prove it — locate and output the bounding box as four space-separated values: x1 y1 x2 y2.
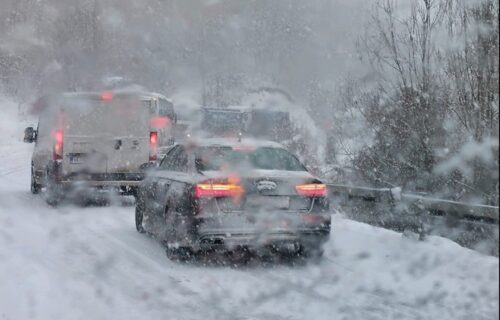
195 146 305 172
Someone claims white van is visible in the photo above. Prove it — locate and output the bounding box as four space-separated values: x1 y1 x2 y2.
24 91 161 204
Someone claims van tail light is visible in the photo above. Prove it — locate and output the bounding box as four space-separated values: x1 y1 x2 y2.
53 129 64 161
100 91 113 101
194 183 244 198
295 183 327 197
149 131 158 161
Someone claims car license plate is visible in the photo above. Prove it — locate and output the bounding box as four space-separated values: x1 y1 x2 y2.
246 196 290 209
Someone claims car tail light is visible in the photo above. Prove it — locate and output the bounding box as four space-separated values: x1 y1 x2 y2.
53 129 64 161
149 131 158 161
194 183 244 198
295 183 327 197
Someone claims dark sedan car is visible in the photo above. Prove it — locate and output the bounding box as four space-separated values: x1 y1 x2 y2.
135 138 331 261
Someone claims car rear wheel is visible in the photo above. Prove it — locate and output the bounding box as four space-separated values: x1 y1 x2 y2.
300 245 324 263
166 245 194 262
135 199 146 234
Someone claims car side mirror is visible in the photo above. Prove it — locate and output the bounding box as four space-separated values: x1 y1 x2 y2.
140 161 159 172
24 127 36 143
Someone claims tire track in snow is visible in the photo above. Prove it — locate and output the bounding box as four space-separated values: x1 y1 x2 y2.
0 165 25 177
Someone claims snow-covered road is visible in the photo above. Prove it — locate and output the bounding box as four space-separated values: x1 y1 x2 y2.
0 98 498 320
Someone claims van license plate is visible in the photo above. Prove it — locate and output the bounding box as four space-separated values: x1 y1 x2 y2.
69 153 85 164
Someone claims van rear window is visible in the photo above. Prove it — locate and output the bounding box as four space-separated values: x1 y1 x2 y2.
59 97 149 136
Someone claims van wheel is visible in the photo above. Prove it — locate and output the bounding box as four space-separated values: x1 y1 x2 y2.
45 175 63 206
46 185 62 206
30 167 42 194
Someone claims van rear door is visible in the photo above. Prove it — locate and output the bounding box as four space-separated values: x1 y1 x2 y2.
60 95 150 175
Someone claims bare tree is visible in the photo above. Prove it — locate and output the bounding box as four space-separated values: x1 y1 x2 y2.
443 0 499 203
352 0 450 190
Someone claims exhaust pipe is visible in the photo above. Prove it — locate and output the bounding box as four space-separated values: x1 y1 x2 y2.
200 237 225 249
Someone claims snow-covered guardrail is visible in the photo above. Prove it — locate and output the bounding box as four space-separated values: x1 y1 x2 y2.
326 183 499 255
326 183 396 204
326 183 499 224
401 193 499 224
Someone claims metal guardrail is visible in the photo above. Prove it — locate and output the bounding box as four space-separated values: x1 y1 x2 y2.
401 193 499 223
326 183 395 204
326 183 499 223
326 183 499 256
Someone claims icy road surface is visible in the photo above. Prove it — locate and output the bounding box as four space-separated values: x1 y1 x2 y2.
0 99 498 320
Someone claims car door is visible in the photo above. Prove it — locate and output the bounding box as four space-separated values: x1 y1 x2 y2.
145 145 181 216
158 145 192 240
161 145 189 211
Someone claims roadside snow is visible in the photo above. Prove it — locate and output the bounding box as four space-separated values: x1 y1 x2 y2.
0 96 498 320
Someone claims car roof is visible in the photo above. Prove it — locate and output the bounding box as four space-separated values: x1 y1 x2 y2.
187 138 285 149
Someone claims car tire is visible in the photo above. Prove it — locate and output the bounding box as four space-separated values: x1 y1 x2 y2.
30 167 42 194
166 245 194 262
300 245 324 263
135 198 146 234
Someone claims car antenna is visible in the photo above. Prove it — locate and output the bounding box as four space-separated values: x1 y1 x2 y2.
238 132 242 142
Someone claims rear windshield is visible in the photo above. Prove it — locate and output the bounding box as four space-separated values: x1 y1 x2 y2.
195 146 305 171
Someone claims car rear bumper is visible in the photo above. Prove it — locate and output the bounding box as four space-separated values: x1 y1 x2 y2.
194 213 331 250
197 228 330 249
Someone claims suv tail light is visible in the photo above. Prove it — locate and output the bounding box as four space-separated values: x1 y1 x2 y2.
295 183 327 197
149 131 158 161
53 129 64 161
194 183 244 198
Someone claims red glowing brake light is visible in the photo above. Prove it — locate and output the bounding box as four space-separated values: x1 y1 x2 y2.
53 129 64 160
100 91 113 101
149 131 158 161
295 183 327 197
150 131 158 145
194 183 244 198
